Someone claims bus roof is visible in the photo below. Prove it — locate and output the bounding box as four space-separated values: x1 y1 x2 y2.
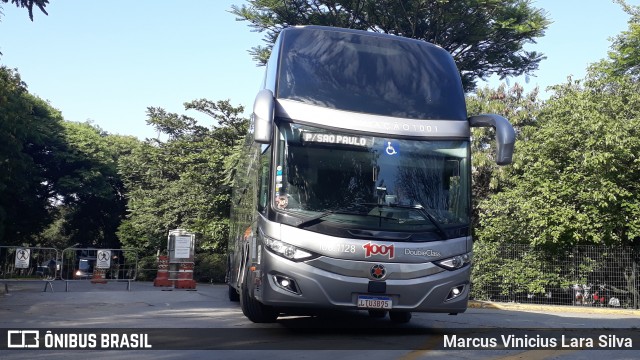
274 26 467 121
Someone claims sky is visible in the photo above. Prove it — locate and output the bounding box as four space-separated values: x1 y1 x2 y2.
0 0 638 140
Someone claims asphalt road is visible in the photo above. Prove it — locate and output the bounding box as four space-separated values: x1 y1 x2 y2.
0 281 638 359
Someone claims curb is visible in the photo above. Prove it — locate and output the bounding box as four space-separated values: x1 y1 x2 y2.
468 300 640 316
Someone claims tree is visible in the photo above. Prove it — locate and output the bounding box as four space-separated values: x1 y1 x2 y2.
475 1 640 249
0 66 65 245
1 66 135 248
0 0 49 21
39 122 133 248
476 74 640 249
470 5 640 302
117 99 248 256
231 0 549 91
465 83 541 225
592 0 640 81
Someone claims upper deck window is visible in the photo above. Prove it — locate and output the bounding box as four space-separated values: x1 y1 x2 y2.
276 27 467 120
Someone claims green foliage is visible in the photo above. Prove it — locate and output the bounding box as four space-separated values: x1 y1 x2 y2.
231 0 550 91
472 242 570 301
472 7 640 297
135 254 159 281
194 253 227 283
466 83 542 226
117 99 248 257
0 66 65 245
39 122 133 248
477 74 640 248
1 66 135 248
471 242 587 302
591 0 640 81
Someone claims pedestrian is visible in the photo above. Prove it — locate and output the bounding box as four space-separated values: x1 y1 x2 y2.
47 259 56 280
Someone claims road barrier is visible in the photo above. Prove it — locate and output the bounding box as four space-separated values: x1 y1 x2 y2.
0 246 138 293
175 262 196 289
59 248 137 282
0 246 59 280
153 255 172 287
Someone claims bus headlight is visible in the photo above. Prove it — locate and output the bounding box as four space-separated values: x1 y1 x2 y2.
435 253 472 270
264 238 315 261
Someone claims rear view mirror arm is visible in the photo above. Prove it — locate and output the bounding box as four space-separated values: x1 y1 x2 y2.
469 114 516 165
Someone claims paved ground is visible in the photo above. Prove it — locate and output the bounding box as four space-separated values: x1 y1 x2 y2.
0 280 237 328
0 280 640 328
0 280 638 360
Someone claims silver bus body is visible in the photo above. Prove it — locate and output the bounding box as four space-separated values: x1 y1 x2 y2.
227 26 515 323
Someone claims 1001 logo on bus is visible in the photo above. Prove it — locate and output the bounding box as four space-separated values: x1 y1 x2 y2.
362 242 395 259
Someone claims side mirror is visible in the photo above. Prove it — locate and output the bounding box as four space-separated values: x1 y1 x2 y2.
253 89 274 144
469 114 515 165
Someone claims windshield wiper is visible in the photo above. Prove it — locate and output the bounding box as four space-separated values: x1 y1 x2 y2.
386 204 448 239
295 203 447 239
296 209 367 228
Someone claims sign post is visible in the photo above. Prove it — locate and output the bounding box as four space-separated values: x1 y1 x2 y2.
167 229 196 289
96 250 111 269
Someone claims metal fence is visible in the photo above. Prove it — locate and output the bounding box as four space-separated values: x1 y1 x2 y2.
0 246 59 280
4 243 638 309
471 243 640 309
59 248 138 281
0 246 138 292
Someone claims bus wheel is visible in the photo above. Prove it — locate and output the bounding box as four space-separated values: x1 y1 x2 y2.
389 311 412 323
240 282 278 323
228 284 240 302
368 310 387 318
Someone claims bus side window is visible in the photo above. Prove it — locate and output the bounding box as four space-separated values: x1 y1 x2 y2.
257 145 272 213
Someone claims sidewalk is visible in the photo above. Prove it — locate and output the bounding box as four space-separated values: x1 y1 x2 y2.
468 299 640 316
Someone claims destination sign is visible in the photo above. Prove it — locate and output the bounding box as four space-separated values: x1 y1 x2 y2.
302 132 371 147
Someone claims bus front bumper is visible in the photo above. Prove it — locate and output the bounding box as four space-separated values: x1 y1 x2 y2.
252 250 470 314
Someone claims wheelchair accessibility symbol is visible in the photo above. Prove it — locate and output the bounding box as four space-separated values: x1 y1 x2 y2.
385 141 398 156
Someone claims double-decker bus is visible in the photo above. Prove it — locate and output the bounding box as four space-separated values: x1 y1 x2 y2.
227 25 515 323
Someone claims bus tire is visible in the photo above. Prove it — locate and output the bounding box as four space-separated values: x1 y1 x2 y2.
228 284 240 302
389 311 412 323
240 280 278 323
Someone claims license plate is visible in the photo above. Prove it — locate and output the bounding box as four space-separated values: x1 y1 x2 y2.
357 295 392 309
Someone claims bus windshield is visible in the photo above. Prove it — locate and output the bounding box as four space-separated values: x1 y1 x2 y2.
274 122 470 238
277 27 466 120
